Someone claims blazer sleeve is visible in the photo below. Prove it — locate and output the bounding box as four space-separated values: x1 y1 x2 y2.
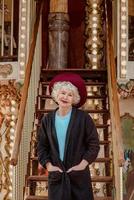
83 113 100 164
37 115 51 168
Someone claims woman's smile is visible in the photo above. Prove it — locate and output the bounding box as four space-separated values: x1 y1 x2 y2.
57 88 74 108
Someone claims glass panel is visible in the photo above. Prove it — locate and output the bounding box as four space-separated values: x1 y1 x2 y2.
4 0 12 55
0 0 19 60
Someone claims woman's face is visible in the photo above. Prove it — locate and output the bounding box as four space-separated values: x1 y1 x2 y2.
56 87 74 108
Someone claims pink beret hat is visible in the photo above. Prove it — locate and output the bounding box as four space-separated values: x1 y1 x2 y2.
49 73 87 107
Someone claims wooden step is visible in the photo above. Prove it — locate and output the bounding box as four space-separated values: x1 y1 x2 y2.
41 69 107 80
27 175 112 183
41 81 106 86
95 197 112 200
25 195 112 200
25 196 47 200
95 157 112 162
38 94 107 99
27 175 48 182
92 176 113 182
36 123 109 129
99 140 111 145
36 108 109 114
30 156 111 163
96 124 109 129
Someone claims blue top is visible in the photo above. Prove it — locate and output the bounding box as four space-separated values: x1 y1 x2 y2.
55 109 72 161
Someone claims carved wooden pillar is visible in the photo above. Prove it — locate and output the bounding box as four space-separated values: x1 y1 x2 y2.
48 0 69 69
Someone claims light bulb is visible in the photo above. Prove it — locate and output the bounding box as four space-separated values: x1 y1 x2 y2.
10 128 15 133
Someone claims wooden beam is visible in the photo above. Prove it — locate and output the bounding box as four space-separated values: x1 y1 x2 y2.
50 0 68 13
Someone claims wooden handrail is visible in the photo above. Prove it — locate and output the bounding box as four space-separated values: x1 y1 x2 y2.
105 0 124 166
129 190 134 200
10 0 44 166
105 0 124 199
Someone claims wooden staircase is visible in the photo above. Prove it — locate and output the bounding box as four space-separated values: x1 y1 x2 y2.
24 68 114 200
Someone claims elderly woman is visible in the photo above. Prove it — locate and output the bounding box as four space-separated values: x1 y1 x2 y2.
37 73 100 200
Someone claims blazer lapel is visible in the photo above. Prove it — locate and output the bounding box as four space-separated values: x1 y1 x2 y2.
51 109 60 156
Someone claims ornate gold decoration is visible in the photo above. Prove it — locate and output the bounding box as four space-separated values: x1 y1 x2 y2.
85 0 105 69
0 80 21 199
118 80 134 98
0 64 13 78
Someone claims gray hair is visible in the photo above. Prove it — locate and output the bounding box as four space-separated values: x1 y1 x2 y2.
51 81 80 105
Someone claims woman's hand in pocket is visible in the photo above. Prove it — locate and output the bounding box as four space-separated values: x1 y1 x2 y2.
46 162 63 173
67 159 88 173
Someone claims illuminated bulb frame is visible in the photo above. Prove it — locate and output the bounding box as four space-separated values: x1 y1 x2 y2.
18 0 27 79
92 2 98 69
9 99 17 199
117 0 128 80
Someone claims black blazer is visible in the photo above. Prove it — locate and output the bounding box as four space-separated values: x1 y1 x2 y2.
38 107 100 200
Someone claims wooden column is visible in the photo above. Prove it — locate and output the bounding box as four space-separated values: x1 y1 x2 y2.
48 0 69 69
50 0 68 13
